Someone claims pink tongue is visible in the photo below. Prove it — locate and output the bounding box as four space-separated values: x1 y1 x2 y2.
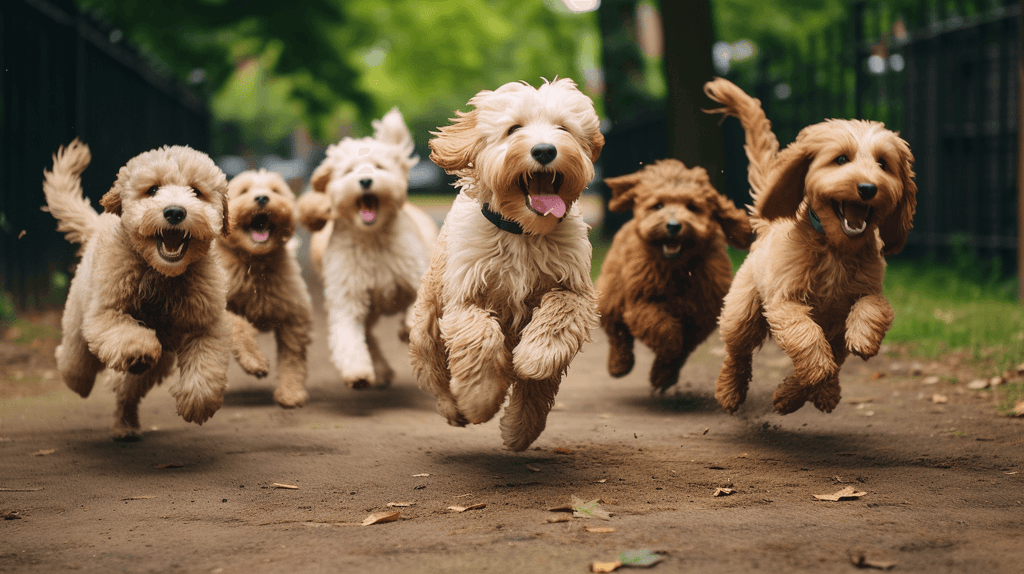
360 209 377 223
251 230 270 242
530 195 566 218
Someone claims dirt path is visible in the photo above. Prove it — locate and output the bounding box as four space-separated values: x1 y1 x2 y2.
2 265 1022 573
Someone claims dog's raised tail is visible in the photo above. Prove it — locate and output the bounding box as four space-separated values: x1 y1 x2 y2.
703 77 779 216
42 138 97 245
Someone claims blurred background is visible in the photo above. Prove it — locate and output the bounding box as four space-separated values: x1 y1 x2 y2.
1 0 1023 379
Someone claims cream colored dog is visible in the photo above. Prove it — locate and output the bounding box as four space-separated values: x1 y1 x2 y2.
409 78 604 451
42 139 248 439
297 108 438 388
218 169 313 408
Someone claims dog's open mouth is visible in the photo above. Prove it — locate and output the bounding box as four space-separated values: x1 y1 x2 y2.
658 241 683 259
832 200 871 237
520 172 567 218
358 193 379 225
247 213 273 243
156 229 190 262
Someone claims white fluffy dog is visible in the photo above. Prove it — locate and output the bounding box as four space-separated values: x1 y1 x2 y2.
409 78 604 451
298 108 438 388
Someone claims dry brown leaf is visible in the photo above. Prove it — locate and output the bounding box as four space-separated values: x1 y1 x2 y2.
548 504 574 513
590 561 622 573
594 479 608 484
412 473 430 477
922 375 941 385
122 496 155 501
870 371 886 380
545 515 571 523
1011 401 1024 417
361 511 400 525
847 397 874 405
525 465 541 472
31 449 56 456
584 526 616 533
713 488 736 497
967 379 989 390
814 486 867 501
272 483 299 490
553 447 575 455
931 394 948 404
387 502 415 508
849 550 897 570
572 495 612 520
447 503 486 512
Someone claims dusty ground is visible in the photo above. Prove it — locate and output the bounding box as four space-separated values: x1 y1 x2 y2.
2 258 1023 574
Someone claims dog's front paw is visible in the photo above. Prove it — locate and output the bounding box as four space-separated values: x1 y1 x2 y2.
846 329 884 360
111 422 143 442
512 340 565 381
344 368 376 389
297 192 332 232
274 386 309 409
772 375 811 415
176 392 224 425
237 349 271 378
608 345 634 378
714 379 747 414
809 379 842 413
110 333 162 374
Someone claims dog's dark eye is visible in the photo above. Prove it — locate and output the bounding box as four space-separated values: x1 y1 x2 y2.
652 202 664 210
557 125 569 132
507 124 522 136
687 203 700 213
191 187 203 199
878 159 888 171
146 185 159 196
835 155 849 165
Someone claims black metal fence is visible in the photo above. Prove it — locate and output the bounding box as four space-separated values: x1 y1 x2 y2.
601 0 1022 270
0 0 210 308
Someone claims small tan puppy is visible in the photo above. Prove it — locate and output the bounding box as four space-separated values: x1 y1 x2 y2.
42 139 245 439
597 159 752 392
704 77 917 414
410 78 604 451
217 169 313 408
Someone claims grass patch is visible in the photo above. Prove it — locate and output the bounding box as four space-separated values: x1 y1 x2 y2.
6 318 61 346
996 382 1024 416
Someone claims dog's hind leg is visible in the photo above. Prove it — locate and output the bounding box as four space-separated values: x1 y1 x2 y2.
808 335 850 413
715 266 768 413
605 320 635 378
228 312 270 378
56 311 102 397
111 352 175 441
170 324 229 425
440 304 510 424
409 295 465 426
500 374 560 451
366 322 394 388
273 320 311 408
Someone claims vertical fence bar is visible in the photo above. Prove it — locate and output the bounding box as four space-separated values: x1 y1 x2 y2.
1017 0 1023 299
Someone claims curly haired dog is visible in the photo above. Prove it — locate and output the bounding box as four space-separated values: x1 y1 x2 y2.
596 159 753 392
42 139 255 439
297 108 438 388
409 78 604 451
217 169 313 408
703 77 917 414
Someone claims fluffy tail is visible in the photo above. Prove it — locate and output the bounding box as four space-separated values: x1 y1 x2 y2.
42 138 97 245
703 78 779 218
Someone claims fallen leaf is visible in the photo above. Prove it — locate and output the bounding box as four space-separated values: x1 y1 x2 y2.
922 375 941 385
713 488 735 497
412 473 430 477
594 479 608 484
870 371 886 380
448 503 486 512
153 463 184 469
847 397 873 405
31 449 56 456
548 504 574 513
121 496 155 501
387 502 415 508
814 486 867 501
572 495 612 520
736 453 748 458
525 465 541 472
584 526 616 533
546 515 571 523
1012 401 1024 417
990 376 1006 387
591 561 622 573
272 483 299 490
1004 471 1019 475
967 379 989 390
620 550 664 567
361 511 400 526
931 394 948 404
553 447 575 455
2 510 21 520
849 550 897 570
702 427 710 435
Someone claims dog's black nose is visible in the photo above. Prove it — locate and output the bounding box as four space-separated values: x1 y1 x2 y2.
255 195 269 207
163 206 186 225
359 178 373 190
857 183 878 200
531 143 557 165
666 221 682 237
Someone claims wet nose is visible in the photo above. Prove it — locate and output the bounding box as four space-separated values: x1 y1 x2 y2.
666 220 682 237
857 183 878 200
163 206 186 225
531 143 557 165
359 178 373 190
255 195 269 207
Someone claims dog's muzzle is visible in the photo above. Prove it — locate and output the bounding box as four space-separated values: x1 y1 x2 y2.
358 193 379 225
832 200 871 237
519 172 567 218
156 229 190 262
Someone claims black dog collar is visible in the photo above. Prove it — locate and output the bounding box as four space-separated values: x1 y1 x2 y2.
481 203 525 235
807 206 826 235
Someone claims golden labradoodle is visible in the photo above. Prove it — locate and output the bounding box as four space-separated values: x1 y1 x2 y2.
42 139 257 439
217 169 313 408
410 78 604 451
703 77 917 415
596 159 752 392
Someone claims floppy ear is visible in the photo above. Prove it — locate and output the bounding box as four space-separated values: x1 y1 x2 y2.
429 109 479 173
879 139 917 256
310 163 331 193
589 130 605 163
99 186 122 215
712 192 754 250
757 142 812 221
604 171 643 212
374 107 415 158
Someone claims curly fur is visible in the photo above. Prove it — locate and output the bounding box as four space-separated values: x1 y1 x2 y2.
217 169 313 408
410 78 604 451
703 77 917 415
41 139 252 439
296 108 438 388
596 159 752 392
